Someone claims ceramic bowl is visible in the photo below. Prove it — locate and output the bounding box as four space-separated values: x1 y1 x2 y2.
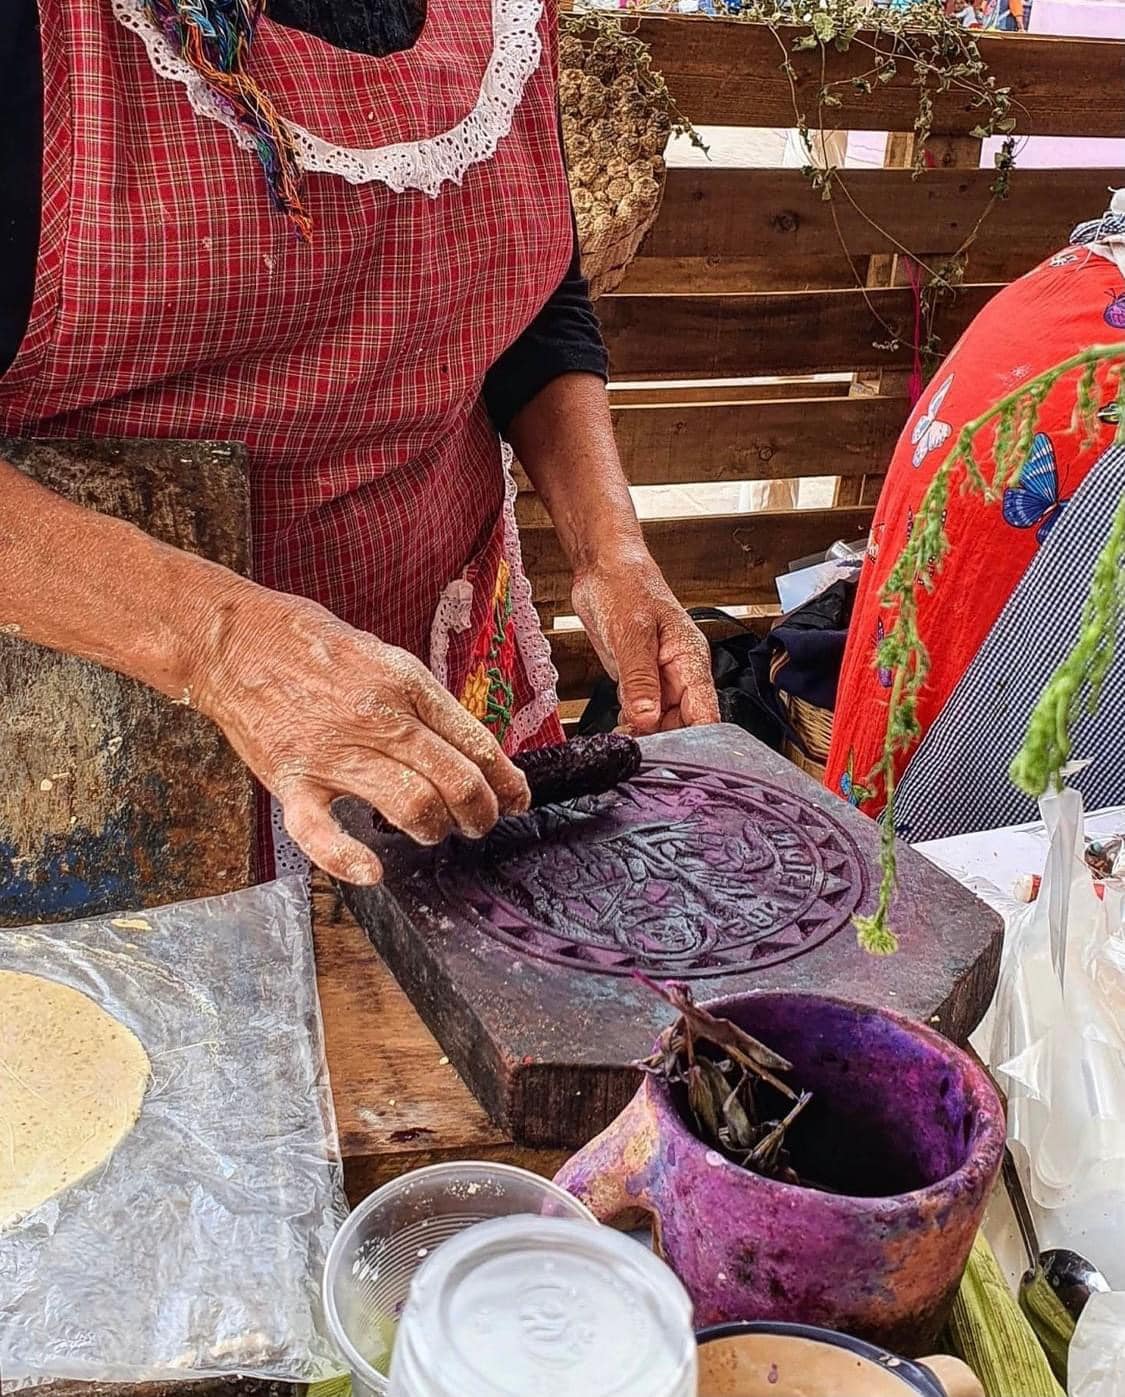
696 1321 983 1397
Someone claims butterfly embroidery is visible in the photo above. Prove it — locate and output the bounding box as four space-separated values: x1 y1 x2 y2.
874 619 892 689
866 521 885 563
1105 290 1125 331
839 754 874 809
1099 400 1122 426
911 374 954 468
1002 433 1068 543
1049 250 1079 268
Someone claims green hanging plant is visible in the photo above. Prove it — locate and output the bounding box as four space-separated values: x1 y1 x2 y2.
855 345 1125 955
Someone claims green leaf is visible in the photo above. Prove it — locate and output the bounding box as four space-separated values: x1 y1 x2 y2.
812 11 836 41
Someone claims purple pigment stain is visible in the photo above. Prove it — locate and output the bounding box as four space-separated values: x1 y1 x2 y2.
432 766 866 977
768 1362 779 1384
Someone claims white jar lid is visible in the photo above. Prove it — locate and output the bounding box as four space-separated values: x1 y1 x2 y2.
388 1215 698 1397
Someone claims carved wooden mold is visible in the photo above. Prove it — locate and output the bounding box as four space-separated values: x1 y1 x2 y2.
339 726 1003 1147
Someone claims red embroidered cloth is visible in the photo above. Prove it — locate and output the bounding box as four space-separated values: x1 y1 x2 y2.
827 246 1122 816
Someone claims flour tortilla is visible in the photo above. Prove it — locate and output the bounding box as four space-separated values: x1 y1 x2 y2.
0 970 150 1230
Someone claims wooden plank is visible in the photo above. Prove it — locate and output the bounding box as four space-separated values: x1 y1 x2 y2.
636 16 1125 136
610 394 907 485
32 1381 289 1397
523 507 874 612
548 613 777 700
0 439 254 925
601 285 998 379
313 878 567 1201
619 167 1116 293
608 381 850 406
515 393 906 522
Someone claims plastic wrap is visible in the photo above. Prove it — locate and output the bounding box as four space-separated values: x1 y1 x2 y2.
1068 1292 1125 1397
980 789 1125 1288
0 877 348 1386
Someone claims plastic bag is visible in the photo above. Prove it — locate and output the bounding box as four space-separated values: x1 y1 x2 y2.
981 789 1125 1287
1068 1292 1125 1396
0 877 348 1386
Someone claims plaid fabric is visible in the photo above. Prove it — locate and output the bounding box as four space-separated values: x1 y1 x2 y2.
1072 211 1125 245
1 0 570 739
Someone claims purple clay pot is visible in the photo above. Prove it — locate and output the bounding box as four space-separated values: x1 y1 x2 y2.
554 992 1005 1357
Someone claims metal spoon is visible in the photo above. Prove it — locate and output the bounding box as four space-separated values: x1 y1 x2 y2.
1003 1151 1111 1386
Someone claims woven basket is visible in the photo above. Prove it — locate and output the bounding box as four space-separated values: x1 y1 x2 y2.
560 28 670 300
770 651 834 783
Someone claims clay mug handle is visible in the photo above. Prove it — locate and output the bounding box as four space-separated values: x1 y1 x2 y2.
553 1086 658 1226
917 1356 985 1397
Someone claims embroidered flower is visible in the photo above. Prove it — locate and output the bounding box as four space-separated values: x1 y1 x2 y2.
461 663 492 720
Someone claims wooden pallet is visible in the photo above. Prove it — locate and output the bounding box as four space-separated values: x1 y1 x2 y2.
533 17 1125 711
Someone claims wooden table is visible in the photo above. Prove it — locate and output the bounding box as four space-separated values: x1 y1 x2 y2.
312 879 570 1203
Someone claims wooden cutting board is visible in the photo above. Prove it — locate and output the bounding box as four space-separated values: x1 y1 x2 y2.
0 438 254 926
339 724 1004 1148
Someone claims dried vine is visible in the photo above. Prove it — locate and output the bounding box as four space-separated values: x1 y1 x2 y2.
855 346 1125 954
580 0 1023 357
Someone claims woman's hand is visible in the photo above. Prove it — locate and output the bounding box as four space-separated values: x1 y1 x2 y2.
191 585 530 885
573 549 719 736
0 457 525 885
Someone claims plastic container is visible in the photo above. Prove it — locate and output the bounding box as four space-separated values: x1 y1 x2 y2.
387 1215 698 1397
322 1162 594 1395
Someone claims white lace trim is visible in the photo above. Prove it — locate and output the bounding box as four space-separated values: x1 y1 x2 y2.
111 0 545 195
429 578 475 690
499 443 560 753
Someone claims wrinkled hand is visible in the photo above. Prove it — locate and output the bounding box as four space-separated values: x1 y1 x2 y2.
572 551 719 735
192 586 529 885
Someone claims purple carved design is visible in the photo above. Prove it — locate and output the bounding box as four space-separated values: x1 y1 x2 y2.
433 766 865 977
336 725 1005 1146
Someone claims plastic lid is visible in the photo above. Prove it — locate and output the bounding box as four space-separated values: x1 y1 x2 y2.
387 1216 698 1397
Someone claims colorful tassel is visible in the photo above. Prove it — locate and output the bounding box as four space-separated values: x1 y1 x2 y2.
142 0 312 240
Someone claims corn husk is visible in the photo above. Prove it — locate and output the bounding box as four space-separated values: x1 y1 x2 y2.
948 1233 1064 1397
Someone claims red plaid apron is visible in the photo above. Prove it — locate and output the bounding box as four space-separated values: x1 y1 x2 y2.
2 0 571 866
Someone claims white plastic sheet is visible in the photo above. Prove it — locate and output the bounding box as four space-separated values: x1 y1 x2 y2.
0 877 348 1386
1069 1293 1125 1397
980 789 1125 1288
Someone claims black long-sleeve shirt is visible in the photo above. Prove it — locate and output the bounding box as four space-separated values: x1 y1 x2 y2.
0 0 608 434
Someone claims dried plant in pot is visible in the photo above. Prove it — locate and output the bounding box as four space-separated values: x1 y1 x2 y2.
560 15 690 299
555 984 1006 1356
